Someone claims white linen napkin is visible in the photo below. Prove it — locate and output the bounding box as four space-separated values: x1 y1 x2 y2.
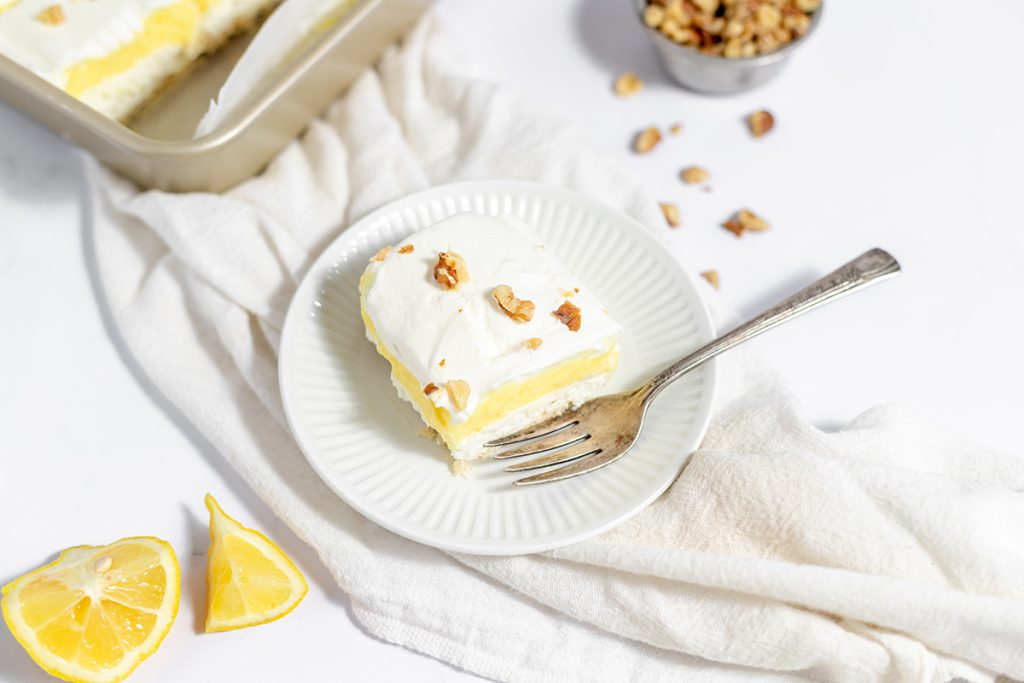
88 16 1024 683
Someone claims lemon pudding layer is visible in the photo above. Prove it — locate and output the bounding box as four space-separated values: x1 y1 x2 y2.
360 213 622 461
0 0 279 121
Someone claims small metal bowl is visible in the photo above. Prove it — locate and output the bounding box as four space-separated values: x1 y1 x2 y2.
636 1 823 95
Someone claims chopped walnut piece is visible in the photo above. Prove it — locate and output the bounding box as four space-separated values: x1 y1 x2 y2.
553 301 582 332
492 285 535 323
642 3 666 27
659 202 681 228
524 337 543 350
36 5 65 25
446 380 471 412
439 358 446 367
613 71 643 97
369 245 391 262
633 126 662 154
700 270 720 290
398 244 414 254
668 123 683 135
722 208 770 237
722 220 744 237
561 289 575 298
433 251 469 290
680 166 710 185
794 0 821 12
423 383 440 396
747 110 775 138
738 208 770 231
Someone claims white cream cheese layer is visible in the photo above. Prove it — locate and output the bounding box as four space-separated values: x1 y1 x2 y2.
361 213 623 423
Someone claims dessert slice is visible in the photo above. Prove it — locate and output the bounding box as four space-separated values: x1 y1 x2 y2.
359 213 622 462
0 0 282 122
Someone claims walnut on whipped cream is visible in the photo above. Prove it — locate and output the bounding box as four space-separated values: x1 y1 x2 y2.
398 244 414 254
35 5 65 25
370 245 391 262
524 337 543 350
446 380 471 412
423 383 440 396
433 251 469 290
492 285 535 322
553 301 582 332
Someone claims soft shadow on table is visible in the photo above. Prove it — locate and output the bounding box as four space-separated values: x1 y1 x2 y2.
573 0 672 87
736 266 848 433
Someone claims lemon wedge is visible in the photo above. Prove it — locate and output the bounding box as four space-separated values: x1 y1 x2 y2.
204 494 307 633
1 537 180 683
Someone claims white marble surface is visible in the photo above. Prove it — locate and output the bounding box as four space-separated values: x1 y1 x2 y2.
1 0 1022 681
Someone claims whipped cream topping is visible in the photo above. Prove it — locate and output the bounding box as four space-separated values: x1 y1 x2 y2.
0 0 183 87
361 213 622 421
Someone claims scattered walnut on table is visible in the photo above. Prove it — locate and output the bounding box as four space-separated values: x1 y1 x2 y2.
553 301 582 332
659 202 681 228
492 285 535 323
738 208 770 231
433 251 469 290
668 123 683 136
722 208 770 237
633 126 662 154
680 166 710 185
747 110 775 138
700 270 720 290
613 71 644 97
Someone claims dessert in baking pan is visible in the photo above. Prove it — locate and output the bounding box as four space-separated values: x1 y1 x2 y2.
0 0 280 121
359 213 622 462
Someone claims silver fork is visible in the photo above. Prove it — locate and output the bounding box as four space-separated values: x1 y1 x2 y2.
488 248 901 486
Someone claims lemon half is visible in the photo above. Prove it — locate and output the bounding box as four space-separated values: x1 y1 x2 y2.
1 537 180 683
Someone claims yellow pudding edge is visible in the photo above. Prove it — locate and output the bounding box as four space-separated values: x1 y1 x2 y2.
64 0 214 97
360 272 619 450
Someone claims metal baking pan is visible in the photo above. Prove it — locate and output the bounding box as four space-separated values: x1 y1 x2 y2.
0 0 430 192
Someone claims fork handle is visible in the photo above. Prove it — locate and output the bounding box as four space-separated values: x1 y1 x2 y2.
638 248 901 404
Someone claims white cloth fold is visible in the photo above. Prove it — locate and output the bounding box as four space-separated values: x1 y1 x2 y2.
89 16 1024 683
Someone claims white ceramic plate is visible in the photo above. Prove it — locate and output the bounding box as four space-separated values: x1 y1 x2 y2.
279 181 716 555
